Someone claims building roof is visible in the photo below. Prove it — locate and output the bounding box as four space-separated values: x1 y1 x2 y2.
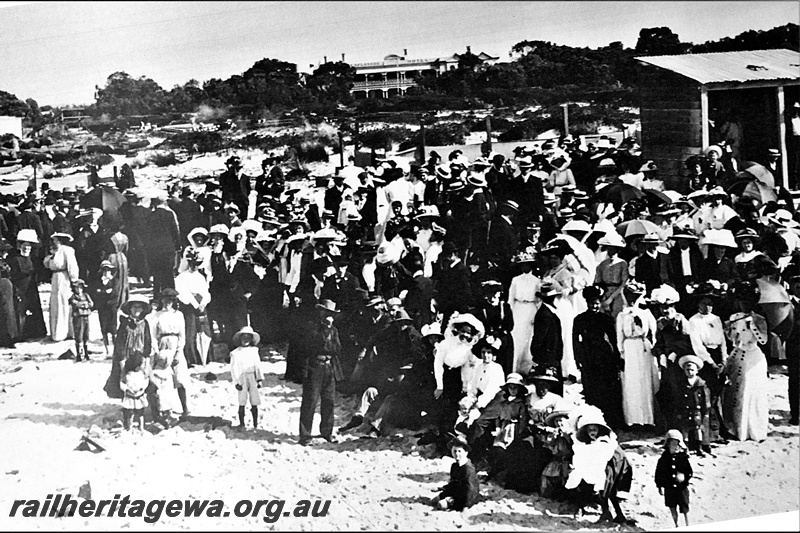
636 49 800 86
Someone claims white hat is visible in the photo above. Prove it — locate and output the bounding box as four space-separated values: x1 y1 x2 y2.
17 229 39 244
448 312 485 339
561 219 592 234
228 226 246 241
232 325 260 346
414 205 440 219
420 322 444 338
597 231 626 248
678 354 704 371
768 209 799 228
209 224 229 236
313 227 341 241
241 219 263 234
598 157 616 168
700 228 737 248
650 284 680 305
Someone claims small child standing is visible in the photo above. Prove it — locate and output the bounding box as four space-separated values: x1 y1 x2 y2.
655 429 693 527
68 279 94 362
676 355 712 455
454 395 481 440
431 437 480 511
120 362 148 431
230 326 263 430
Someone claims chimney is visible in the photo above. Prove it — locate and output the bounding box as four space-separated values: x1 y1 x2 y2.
324 56 327 63
342 53 346 62
466 46 471 54
403 48 408 57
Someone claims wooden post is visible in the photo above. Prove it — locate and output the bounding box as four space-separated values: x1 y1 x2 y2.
562 103 569 137
777 85 789 189
420 119 426 163
485 116 492 153
700 86 710 149
338 131 344 169
354 120 360 154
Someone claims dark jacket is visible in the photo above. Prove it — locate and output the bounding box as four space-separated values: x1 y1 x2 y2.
305 322 345 382
655 450 693 492
530 303 563 371
486 215 519 268
635 252 670 293
667 245 703 287
470 388 530 444
434 258 472 312
439 460 480 511
145 207 181 257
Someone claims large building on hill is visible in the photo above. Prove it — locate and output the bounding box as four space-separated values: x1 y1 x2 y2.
350 47 499 99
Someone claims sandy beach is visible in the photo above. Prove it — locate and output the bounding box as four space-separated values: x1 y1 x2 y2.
0 283 797 531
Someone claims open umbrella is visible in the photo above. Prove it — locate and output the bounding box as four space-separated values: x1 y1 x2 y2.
740 163 775 188
756 278 792 332
80 185 127 214
549 234 597 282
726 177 777 205
642 189 672 209
591 182 645 209
616 218 661 238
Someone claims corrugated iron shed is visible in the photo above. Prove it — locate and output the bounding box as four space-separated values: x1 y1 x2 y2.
636 49 800 86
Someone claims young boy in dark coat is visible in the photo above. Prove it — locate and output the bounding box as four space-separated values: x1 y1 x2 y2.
431 437 480 511
675 355 712 455
655 430 693 527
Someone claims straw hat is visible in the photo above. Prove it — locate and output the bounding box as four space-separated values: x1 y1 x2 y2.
545 403 576 427
100 260 117 271
639 232 661 244
228 226 246 242
597 231 626 248
734 228 760 241
597 157 616 168
467 173 488 187
241 219 263 234
51 232 73 243
767 209 799 228
188 227 209 243
315 299 340 313
120 295 152 316
232 325 261 346
502 373 525 389
638 160 658 173
704 145 723 158
16 229 39 244
538 282 561 299
705 186 727 198
392 309 413 324
670 227 699 240
414 205 440 219
624 279 647 295
678 354 704 371
516 156 534 168
365 295 386 308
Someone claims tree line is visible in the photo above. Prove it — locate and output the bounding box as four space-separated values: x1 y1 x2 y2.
1 23 797 129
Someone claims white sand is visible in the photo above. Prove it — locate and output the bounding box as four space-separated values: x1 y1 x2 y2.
0 286 797 531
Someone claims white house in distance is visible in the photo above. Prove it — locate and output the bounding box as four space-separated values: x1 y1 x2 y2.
350 47 499 99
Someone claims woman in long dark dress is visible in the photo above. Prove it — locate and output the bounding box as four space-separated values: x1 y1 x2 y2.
8 229 48 341
0 239 18 348
573 286 624 429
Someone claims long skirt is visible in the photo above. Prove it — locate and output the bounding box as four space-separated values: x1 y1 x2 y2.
511 301 539 374
620 338 659 426
0 279 18 346
723 346 769 441
49 271 73 341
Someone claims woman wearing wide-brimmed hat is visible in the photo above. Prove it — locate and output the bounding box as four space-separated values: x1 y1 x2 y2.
7 229 48 341
722 281 769 441
149 288 190 424
508 247 541 374
0 239 18 348
698 229 739 288
594 231 629 319
616 279 659 427
43 232 79 341
104 295 153 400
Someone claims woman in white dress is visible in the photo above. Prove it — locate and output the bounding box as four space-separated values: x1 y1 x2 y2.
149 288 188 424
616 280 659 427
723 281 769 441
43 233 79 341
508 248 541 374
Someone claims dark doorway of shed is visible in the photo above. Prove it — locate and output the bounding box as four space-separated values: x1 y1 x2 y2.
709 87 780 166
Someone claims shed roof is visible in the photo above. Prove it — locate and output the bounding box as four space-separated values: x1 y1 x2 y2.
636 49 800 86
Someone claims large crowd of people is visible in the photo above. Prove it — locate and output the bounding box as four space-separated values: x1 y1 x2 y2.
0 132 798 521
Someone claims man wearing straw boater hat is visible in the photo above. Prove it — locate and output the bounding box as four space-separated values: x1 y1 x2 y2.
299 299 344 445
529 281 564 396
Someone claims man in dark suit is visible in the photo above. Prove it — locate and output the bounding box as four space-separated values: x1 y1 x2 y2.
172 186 205 246
506 156 546 233
486 200 520 288
402 254 434 328
666 228 703 315
146 195 181 297
472 280 515 374
433 241 472 324
218 155 250 216
324 175 350 219
634 233 670 294
529 283 564 395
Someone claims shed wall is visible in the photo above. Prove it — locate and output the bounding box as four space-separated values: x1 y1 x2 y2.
638 65 703 192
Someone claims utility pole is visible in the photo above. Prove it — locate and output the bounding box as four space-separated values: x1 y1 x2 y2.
354 120 360 154
338 131 344 170
562 103 569 137
419 118 426 165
